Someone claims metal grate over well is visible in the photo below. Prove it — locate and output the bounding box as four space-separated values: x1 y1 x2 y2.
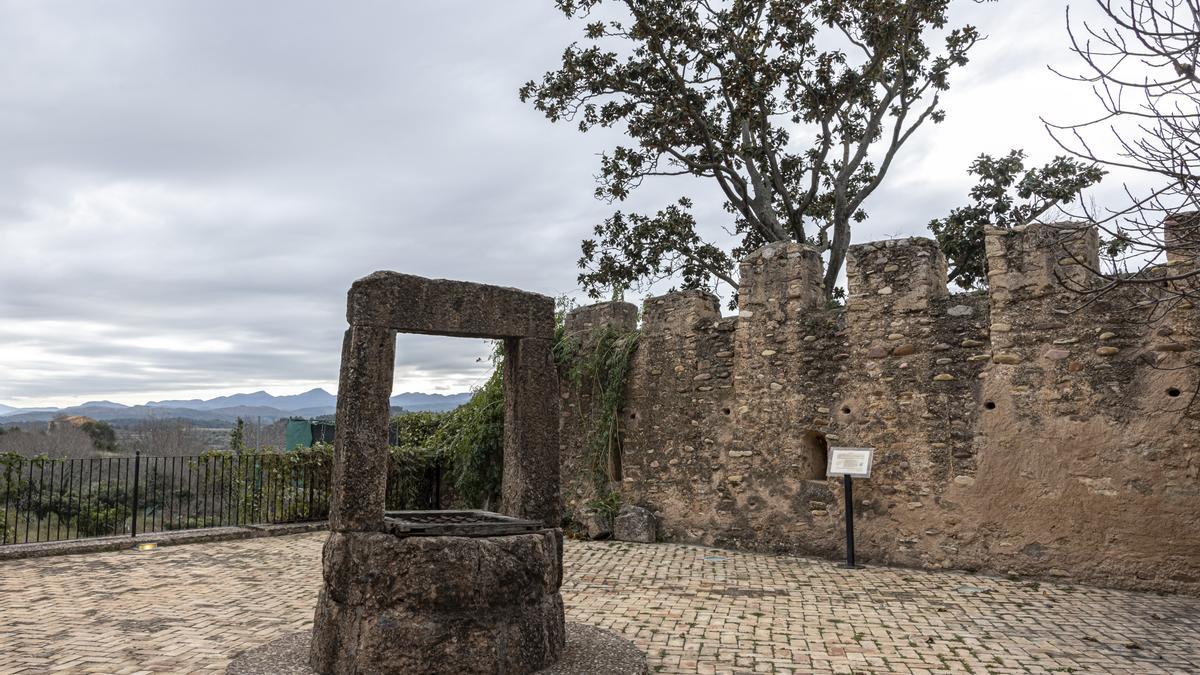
383 510 544 537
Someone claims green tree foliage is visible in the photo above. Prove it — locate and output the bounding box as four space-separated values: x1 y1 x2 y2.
387 413 453 509
78 420 119 453
229 418 246 453
929 150 1105 288
521 0 980 301
381 365 506 509
432 368 506 509
390 412 446 448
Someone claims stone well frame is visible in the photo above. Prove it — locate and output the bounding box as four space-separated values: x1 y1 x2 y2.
331 271 560 531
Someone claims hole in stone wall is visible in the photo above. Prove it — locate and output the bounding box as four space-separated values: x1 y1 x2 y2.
1167 387 1181 398
799 430 829 481
984 401 996 410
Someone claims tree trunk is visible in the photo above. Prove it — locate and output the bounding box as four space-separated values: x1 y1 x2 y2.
822 214 851 300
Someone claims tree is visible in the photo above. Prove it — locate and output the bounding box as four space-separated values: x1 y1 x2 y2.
229 418 246 454
929 150 1105 288
521 0 980 302
125 419 208 457
1042 0 1199 407
79 420 120 454
1045 0 1198 300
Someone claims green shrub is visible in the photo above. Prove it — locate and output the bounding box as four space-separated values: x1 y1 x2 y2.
391 412 448 446
163 516 218 531
586 490 622 528
186 446 333 524
384 444 439 510
74 504 128 537
432 367 505 509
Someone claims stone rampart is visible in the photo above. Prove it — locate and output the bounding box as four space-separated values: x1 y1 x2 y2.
560 224 1200 593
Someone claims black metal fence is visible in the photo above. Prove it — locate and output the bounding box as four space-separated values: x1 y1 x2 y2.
0 450 442 546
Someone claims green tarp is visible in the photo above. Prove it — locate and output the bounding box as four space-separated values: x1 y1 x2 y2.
285 418 312 451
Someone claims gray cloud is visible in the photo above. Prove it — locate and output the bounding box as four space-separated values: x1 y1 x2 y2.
0 1 1149 407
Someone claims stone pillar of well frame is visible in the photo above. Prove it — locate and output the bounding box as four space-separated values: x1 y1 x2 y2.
308 271 565 675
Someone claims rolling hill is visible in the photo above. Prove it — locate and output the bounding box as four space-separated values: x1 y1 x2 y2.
0 388 473 425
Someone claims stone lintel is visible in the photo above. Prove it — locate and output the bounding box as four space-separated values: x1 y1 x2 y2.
348 271 555 339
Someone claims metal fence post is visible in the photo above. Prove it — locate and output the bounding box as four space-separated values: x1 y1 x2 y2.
130 451 141 539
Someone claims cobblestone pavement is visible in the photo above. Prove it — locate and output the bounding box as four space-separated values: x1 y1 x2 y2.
1 533 1197 674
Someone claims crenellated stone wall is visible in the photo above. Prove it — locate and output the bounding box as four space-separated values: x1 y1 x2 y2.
559 223 1200 594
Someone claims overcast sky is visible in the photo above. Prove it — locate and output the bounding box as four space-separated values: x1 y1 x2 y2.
0 1 1152 408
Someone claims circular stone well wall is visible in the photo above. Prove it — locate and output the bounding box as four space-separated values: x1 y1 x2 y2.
309 529 565 674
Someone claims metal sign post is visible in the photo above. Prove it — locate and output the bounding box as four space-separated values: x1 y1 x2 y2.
842 473 856 568
827 447 874 570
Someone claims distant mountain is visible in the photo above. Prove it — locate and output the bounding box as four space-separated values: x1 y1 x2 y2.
390 392 473 412
3 405 243 425
147 387 337 412
0 403 59 418
3 388 473 426
77 400 129 409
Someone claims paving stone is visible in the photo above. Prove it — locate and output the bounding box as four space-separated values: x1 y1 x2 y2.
0 533 1197 674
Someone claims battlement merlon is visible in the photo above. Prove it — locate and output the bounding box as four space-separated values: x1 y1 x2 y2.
563 301 638 339
640 290 722 336
984 223 1099 307
1165 211 1199 266
846 237 949 314
736 242 825 314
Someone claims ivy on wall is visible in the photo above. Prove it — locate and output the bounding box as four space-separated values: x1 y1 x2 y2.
555 325 640 495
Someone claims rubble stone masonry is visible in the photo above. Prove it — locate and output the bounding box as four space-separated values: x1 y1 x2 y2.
560 223 1200 594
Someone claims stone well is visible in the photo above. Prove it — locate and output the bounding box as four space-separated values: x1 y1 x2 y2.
309 513 565 673
227 271 645 675
313 272 566 674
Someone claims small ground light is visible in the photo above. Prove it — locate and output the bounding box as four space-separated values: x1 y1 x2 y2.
134 542 158 552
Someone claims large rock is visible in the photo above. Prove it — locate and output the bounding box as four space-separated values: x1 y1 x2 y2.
613 506 656 543
583 512 612 540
